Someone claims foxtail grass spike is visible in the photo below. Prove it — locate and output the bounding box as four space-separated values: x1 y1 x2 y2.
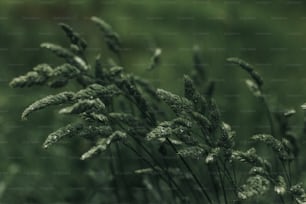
205 147 220 163
10 64 53 88
193 45 206 79
157 89 193 114
231 148 271 171
184 75 201 104
238 175 270 200
52 64 80 78
43 122 83 149
41 43 89 71
33 64 53 75
283 109 296 117
82 112 108 124
134 168 159 174
22 92 75 120
59 98 105 115
227 57 263 87
274 176 286 195
290 183 306 204
80 131 126 160
148 48 162 70
91 16 121 55
177 146 206 160
252 134 290 161
59 23 87 53
75 84 121 99
245 79 262 97
191 112 211 130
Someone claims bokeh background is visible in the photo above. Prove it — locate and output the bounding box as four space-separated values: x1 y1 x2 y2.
1 0 306 203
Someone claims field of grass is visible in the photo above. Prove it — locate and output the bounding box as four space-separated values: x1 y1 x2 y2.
2 1 306 203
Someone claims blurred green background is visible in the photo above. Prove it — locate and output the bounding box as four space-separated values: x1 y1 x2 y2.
1 0 306 203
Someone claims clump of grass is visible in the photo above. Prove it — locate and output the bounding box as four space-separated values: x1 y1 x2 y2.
10 16 306 204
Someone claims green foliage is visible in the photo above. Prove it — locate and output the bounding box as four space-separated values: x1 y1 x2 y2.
10 16 306 204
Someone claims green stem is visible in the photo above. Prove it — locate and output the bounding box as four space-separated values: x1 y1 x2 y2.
115 143 133 201
278 193 286 204
261 95 275 137
131 136 192 202
217 163 228 204
287 161 293 186
231 162 238 189
166 138 213 204
108 148 121 203
116 119 187 202
207 164 221 203
123 141 187 202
